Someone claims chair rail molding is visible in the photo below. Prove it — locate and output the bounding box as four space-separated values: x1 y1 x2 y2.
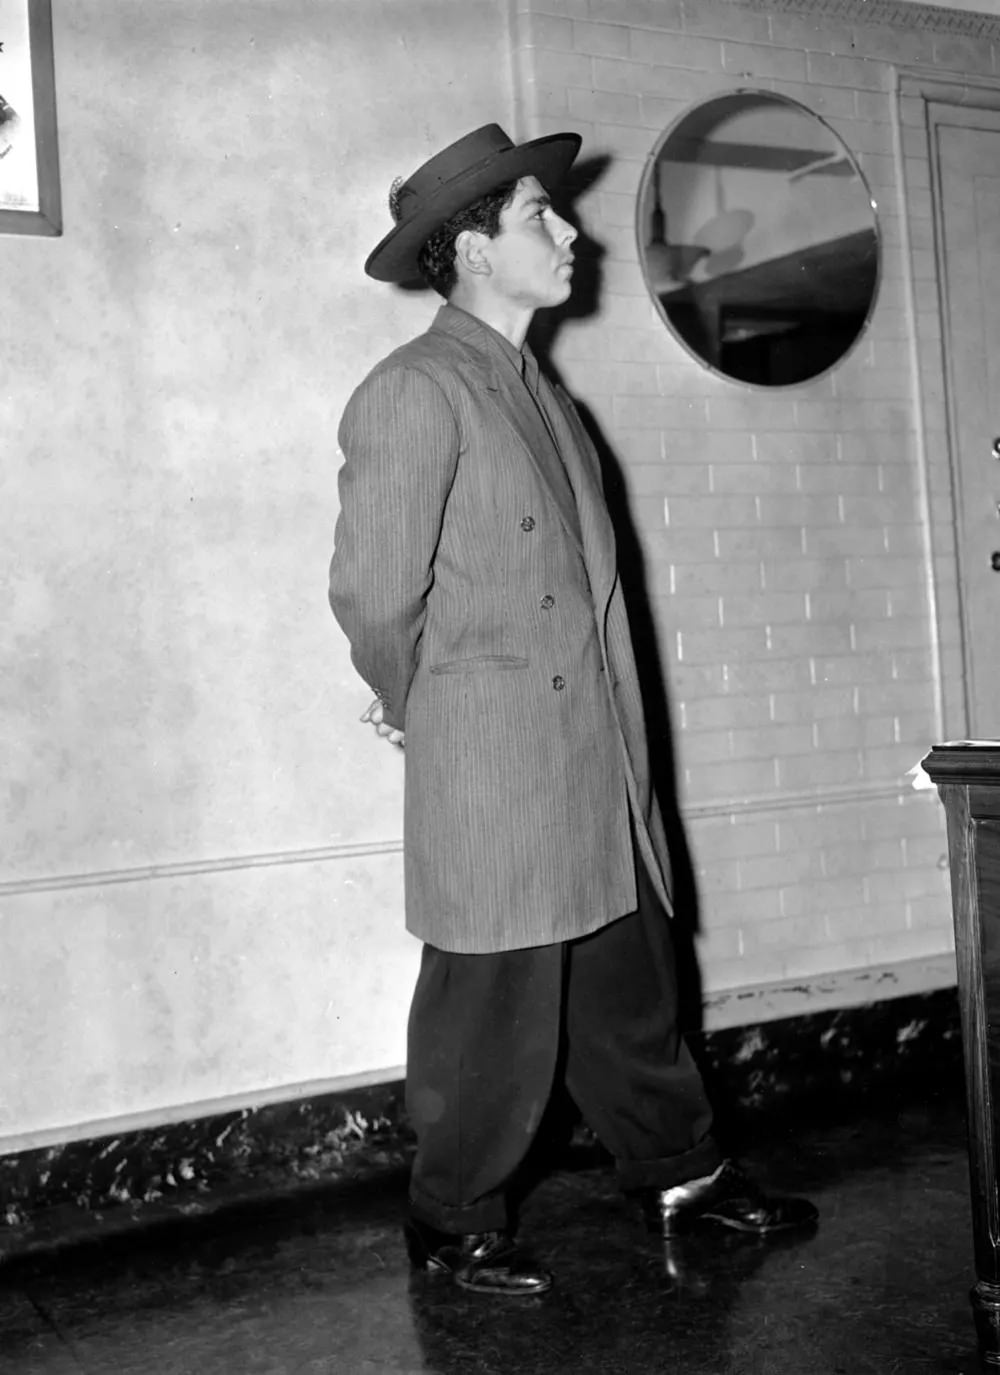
0 837 405 899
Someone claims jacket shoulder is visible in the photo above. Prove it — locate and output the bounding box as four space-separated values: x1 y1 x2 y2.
350 325 478 404
338 328 467 450
358 327 468 390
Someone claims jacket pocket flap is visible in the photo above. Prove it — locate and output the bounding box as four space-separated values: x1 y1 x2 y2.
429 655 530 675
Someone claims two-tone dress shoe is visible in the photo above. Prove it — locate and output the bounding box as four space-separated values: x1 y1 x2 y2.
404 1217 553 1295
643 1159 819 1238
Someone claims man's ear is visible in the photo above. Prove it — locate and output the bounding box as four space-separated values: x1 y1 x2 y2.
454 228 492 278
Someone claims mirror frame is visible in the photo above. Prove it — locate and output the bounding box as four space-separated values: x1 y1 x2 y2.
635 88 882 389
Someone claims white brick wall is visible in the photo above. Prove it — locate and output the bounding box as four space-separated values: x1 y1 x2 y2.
512 0 972 994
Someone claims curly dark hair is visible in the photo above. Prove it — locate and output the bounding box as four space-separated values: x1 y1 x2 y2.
417 180 518 298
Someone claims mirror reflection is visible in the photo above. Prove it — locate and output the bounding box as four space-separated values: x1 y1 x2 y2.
637 91 880 387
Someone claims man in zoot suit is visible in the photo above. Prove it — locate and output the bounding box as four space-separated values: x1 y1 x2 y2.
328 123 816 1296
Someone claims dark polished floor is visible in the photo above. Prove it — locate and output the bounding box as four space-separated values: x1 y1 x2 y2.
0 1093 983 1374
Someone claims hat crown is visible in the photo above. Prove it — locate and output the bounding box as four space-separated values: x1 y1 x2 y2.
393 124 516 226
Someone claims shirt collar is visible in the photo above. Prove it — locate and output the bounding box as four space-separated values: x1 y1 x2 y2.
437 303 539 392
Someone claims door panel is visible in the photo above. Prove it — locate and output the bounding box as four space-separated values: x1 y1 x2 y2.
934 110 1000 736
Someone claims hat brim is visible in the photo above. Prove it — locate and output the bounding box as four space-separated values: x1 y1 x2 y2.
364 131 582 284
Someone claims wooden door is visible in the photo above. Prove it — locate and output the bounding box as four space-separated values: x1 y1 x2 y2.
932 106 1000 737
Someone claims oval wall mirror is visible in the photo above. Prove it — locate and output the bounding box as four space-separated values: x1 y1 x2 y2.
636 90 880 387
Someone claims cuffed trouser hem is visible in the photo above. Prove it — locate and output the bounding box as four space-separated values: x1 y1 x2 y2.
408 1183 509 1236
616 1135 724 1194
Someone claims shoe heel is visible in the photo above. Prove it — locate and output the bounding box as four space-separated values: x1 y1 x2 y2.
404 1220 430 1269
404 1220 451 1275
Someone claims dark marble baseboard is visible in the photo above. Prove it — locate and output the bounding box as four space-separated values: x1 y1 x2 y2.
0 985 963 1262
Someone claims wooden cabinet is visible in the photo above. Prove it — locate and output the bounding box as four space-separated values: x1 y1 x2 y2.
922 744 1000 1370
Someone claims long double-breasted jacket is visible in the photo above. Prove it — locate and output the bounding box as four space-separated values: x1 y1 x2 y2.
329 304 673 954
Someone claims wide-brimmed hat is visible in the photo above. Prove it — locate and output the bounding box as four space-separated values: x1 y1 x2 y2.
365 123 582 283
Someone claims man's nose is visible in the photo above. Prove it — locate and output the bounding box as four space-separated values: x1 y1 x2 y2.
552 212 577 246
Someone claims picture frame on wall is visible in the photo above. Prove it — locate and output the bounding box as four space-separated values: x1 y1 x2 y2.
0 0 61 236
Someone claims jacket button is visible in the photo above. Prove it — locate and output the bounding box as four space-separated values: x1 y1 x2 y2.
552 675 565 691
540 594 555 610
520 516 536 532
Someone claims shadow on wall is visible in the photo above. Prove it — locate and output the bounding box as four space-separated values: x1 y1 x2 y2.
530 156 707 1043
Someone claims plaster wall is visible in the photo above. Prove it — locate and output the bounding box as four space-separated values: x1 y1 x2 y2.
0 0 514 1150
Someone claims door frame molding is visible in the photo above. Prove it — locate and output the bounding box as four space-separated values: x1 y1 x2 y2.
896 70 1000 739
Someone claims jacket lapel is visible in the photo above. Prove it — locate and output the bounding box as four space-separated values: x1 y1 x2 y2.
545 381 619 618
429 306 584 554
488 371 584 552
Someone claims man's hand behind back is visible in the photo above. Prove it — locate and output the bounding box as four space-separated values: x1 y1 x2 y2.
362 698 405 749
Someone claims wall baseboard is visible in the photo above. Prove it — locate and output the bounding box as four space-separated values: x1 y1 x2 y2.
1 955 954 1157
701 953 957 1030
0 978 962 1262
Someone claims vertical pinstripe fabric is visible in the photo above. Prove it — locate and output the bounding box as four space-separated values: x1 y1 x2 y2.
330 305 672 953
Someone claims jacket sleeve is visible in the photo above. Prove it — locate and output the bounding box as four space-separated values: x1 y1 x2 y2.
329 363 460 731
